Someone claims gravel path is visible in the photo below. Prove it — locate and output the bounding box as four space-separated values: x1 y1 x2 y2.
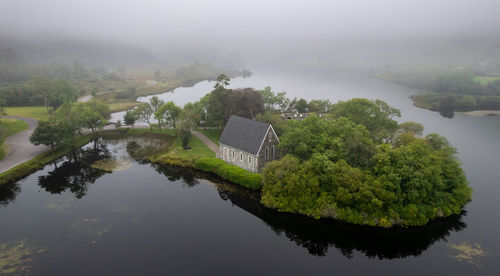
0 116 49 174
191 130 220 158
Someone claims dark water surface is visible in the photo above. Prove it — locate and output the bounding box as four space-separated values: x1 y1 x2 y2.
2 69 500 275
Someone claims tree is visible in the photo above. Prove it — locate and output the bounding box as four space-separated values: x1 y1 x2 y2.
258 86 290 112
214 74 230 90
308 99 332 113
153 69 162 81
295 98 309 113
398 121 424 136
205 88 232 127
228 88 265 119
330 98 401 142
0 97 6 115
30 76 78 113
30 120 78 149
123 110 138 128
181 101 205 129
134 103 154 130
70 100 111 134
150 96 165 129
156 101 182 129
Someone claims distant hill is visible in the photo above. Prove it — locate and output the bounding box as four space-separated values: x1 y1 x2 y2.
0 34 156 68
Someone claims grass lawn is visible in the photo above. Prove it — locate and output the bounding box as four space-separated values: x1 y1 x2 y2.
172 135 215 158
4 106 52 121
197 129 222 146
108 101 142 112
0 118 29 160
474 76 499 86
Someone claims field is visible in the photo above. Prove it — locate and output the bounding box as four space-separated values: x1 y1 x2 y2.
474 76 499 86
0 118 29 160
4 106 52 121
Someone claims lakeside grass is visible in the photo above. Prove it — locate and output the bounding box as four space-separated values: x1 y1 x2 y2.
0 135 91 185
108 102 142 113
474 76 499 86
4 106 52 121
0 119 29 160
196 129 222 146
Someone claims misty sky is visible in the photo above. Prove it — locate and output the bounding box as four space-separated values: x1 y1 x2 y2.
2 0 499 46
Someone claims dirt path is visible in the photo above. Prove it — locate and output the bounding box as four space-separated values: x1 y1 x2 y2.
191 130 219 158
0 116 49 174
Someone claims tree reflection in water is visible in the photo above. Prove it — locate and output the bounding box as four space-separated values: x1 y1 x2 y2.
38 140 111 198
152 164 467 259
0 182 20 207
215 181 467 259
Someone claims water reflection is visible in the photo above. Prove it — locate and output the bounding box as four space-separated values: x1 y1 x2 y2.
38 140 111 198
0 138 469 261
147 163 468 260
0 182 20 207
215 180 466 259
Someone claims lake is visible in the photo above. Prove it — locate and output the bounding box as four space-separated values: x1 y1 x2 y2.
2 68 500 275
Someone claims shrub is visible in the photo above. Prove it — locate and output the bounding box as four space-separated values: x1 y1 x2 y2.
194 157 263 190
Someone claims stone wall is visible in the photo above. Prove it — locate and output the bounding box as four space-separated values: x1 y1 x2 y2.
220 144 258 173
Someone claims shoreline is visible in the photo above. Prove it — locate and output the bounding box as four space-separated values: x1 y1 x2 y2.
458 110 500 116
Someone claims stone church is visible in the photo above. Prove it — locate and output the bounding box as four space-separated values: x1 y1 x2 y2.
219 115 279 173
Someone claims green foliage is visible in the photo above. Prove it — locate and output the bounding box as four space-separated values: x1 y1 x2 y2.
213 74 230 90
330 98 401 142
156 101 182 129
133 103 154 130
258 86 290 112
432 71 482 95
398 121 424 136
411 93 500 115
194 157 263 190
0 119 29 160
279 115 374 168
30 120 79 149
488 78 500 95
123 110 138 127
262 110 471 227
176 129 191 148
0 98 6 115
69 100 111 134
29 76 78 113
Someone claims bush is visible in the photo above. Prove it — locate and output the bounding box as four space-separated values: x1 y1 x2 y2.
194 157 263 190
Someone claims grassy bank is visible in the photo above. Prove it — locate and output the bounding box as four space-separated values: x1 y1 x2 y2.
149 130 262 190
0 135 91 185
0 118 29 160
4 106 52 121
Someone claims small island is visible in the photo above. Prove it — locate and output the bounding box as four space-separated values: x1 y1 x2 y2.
258 98 471 227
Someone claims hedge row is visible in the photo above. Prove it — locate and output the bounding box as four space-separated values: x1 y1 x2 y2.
193 157 263 190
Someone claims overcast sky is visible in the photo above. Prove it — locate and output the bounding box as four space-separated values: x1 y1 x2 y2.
1 0 500 64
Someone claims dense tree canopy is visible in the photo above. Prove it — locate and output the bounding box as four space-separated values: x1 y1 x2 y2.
30 76 78 113
262 105 471 227
30 120 79 149
70 100 111 134
330 98 401 142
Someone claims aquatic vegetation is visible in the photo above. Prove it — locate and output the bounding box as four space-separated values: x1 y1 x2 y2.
91 158 131 172
448 242 487 267
68 218 112 244
0 240 47 275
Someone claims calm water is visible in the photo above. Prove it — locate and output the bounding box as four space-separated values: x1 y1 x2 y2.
2 69 500 275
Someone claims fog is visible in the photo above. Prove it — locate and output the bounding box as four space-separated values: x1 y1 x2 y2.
1 0 500 69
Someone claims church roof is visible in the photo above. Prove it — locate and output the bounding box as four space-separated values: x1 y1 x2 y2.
219 115 271 155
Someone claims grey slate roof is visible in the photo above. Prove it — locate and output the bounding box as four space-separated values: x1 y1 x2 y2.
219 115 270 155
